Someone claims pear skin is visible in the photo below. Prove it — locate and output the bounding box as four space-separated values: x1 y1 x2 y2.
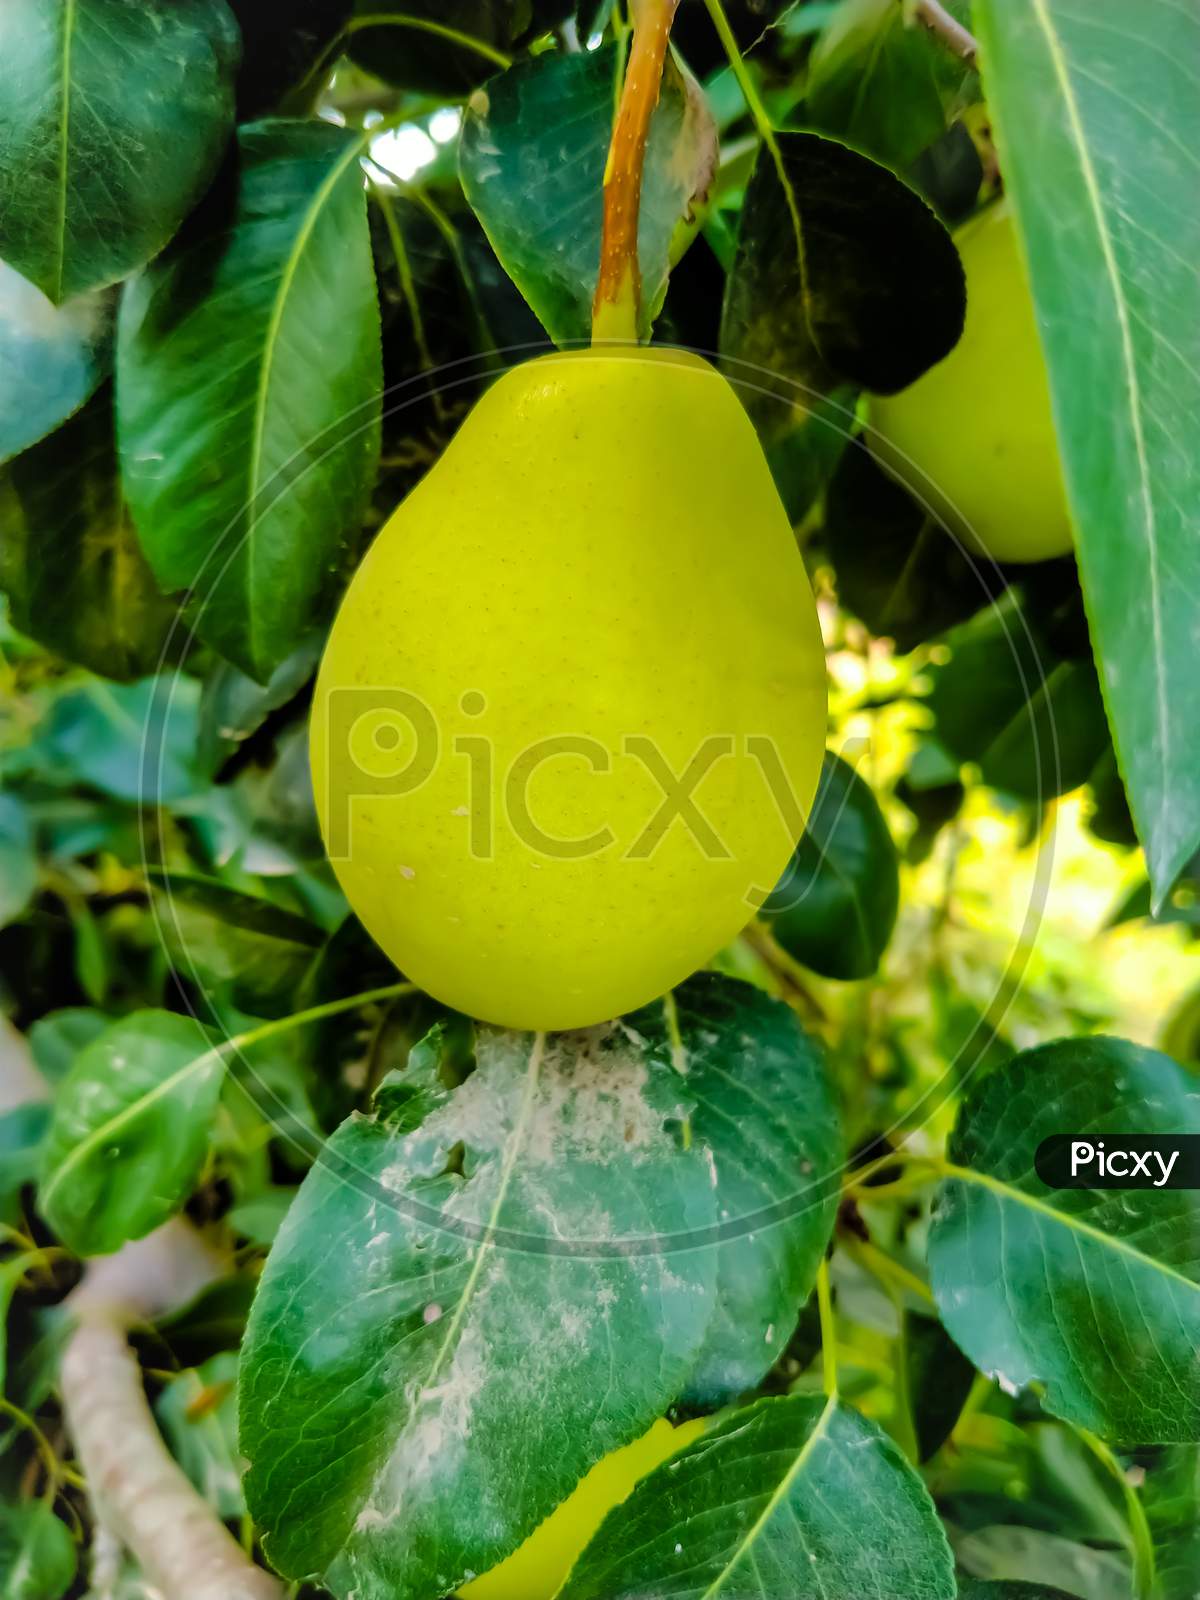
311 347 827 1029
868 202 1074 565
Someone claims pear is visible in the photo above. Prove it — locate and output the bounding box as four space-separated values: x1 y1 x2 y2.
310 347 827 1030
459 1416 708 1600
868 201 1074 564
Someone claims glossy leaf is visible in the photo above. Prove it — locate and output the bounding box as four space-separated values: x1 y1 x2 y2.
559 1395 956 1600
805 0 976 173
0 260 110 464
144 1274 258 1368
906 1310 976 1462
0 0 239 302
118 119 382 682
0 1250 42 1393
0 1500 76 1600
0 1102 50 1227
348 1 525 95
1108 856 1200 937
155 1352 244 1519
196 632 322 772
0 795 35 929
33 676 200 805
240 1016 720 1594
823 435 994 652
1085 745 1138 849
958 1583 1093 1600
39 1010 225 1255
147 869 324 1017
229 0 352 116
928 1036 1200 1442
637 975 841 1405
460 43 717 343
974 0 1200 905
763 751 900 981
27 1007 108 1083
0 390 179 679
954 1527 1129 1600
1143 1444 1200 1600
720 131 965 434
927 593 1110 803
368 188 547 506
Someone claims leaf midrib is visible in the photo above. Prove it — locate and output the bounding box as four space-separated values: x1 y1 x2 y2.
373 1033 547 1495
940 1160 1200 1295
39 983 415 1221
243 131 366 672
54 0 77 303
1024 0 1168 843
699 1394 837 1600
40 1029 227 1220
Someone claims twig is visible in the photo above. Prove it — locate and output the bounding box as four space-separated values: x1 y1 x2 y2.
741 922 828 1024
1 1027 285 1600
905 0 979 67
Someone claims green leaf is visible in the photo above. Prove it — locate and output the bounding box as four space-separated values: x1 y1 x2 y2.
28 1010 109 1087
33 676 200 805
954 1527 1129 1600
155 1352 244 1519
228 0 352 116
0 795 35 929
0 1500 76 1600
928 1036 1200 1443
1107 857 1200 936
0 260 110 464
720 131 965 435
0 1102 50 1227
38 1010 226 1255
147 869 325 1017
117 119 382 682
460 43 717 343
367 187 548 504
0 1250 42 1393
973 0 1200 905
240 1018 723 1593
906 1309 976 1462
1143 1445 1200 1600
805 0 976 172
0 0 239 302
823 436 993 652
558 1395 956 1600
763 751 900 981
142 1273 257 1367
196 632 322 772
0 389 179 680
958 1583 1092 1600
1085 745 1137 849
347 1 522 94
637 975 842 1406
927 592 1110 803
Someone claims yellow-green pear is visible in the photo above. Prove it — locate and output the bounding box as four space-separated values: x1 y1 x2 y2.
868 201 1074 564
310 347 827 1031
459 1416 708 1600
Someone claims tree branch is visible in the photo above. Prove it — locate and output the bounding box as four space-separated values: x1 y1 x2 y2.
0 1028 285 1600
906 0 979 66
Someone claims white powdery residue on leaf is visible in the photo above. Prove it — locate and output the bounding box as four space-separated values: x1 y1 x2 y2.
519 1027 678 1167
357 1319 490 1533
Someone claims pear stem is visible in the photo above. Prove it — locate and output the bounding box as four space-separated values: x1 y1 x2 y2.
592 0 681 344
